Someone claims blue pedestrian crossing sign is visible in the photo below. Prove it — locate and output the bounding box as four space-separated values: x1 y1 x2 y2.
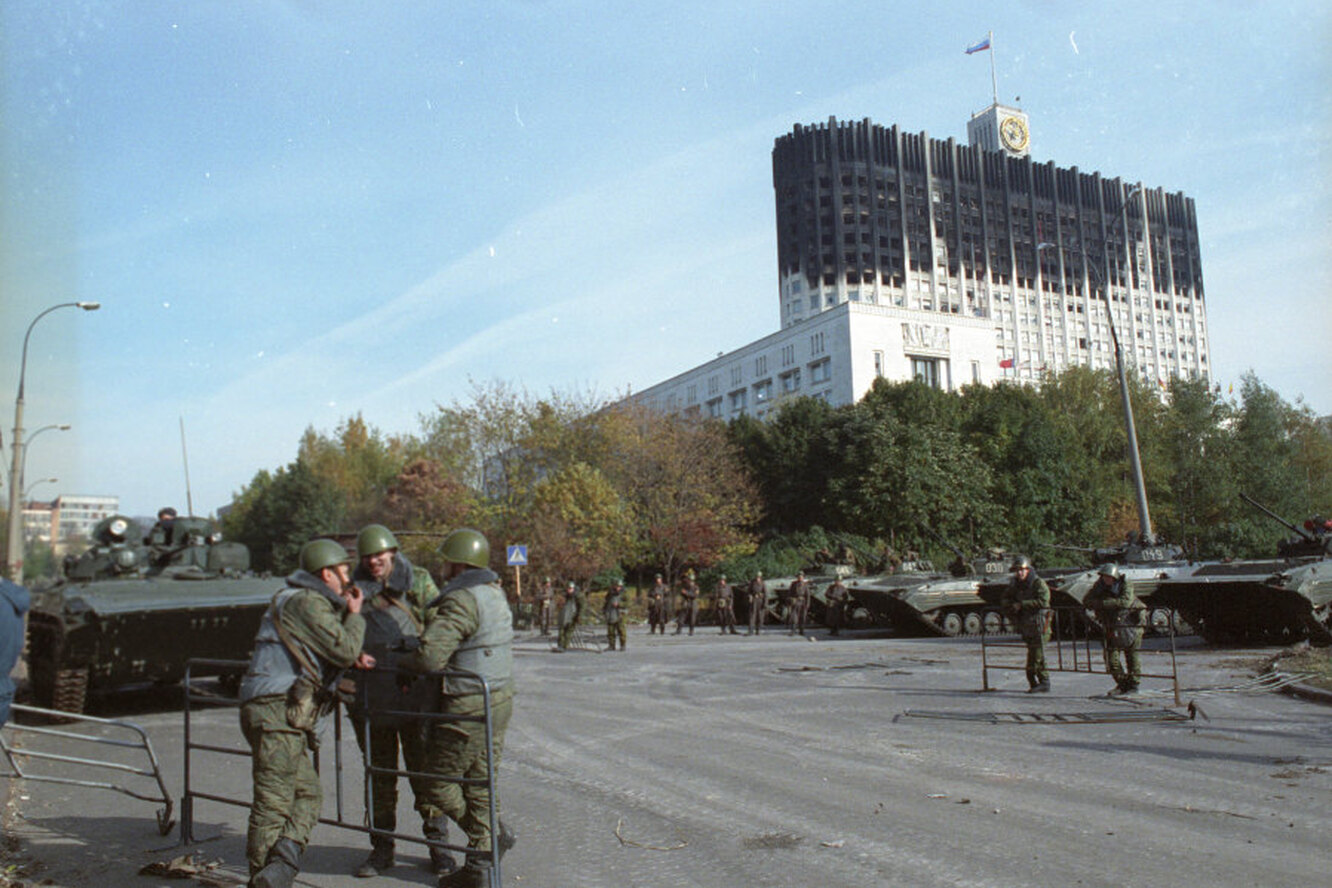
506 545 528 566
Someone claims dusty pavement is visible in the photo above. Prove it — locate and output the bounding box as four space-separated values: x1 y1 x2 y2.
2 627 1330 888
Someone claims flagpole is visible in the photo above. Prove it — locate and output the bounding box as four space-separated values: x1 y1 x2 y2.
989 30 998 105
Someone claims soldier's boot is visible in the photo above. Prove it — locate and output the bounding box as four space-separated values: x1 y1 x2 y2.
1032 679 1051 693
439 862 493 888
424 818 458 876
353 838 395 878
250 838 301 888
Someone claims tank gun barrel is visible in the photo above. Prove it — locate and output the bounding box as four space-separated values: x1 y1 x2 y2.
919 524 965 560
1239 492 1314 542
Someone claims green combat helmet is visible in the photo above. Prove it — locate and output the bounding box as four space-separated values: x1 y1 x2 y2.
1009 554 1033 573
356 524 400 558
439 528 490 568
1097 563 1120 578
301 538 351 573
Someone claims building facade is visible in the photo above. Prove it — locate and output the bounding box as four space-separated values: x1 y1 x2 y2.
21 494 120 543
634 112 1211 417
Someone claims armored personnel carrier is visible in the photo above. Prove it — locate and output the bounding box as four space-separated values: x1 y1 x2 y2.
1146 498 1332 645
25 514 276 712
1045 536 1198 635
867 552 1019 636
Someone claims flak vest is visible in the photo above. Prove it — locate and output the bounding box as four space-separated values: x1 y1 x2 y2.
240 586 315 703
444 580 514 696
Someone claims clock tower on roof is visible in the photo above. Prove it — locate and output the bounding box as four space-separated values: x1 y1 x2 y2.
968 102 1030 158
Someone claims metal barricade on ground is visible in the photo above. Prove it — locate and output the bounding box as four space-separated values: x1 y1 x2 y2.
1 703 175 834
980 605 1182 705
180 657 505 885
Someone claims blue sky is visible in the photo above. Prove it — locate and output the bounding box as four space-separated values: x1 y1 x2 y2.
2 1 1329 519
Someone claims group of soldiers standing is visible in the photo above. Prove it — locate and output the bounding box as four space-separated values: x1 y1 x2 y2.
238 525 514 888
534 569 855 644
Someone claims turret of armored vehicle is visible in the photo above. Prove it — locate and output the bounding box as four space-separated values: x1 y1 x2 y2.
1045 534 1198 635
868 551 1021 636
1146 497 1332 646
25 514 277 712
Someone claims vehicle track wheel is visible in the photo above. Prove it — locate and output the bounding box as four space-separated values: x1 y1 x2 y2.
939 611 963 636
52 667 89 715
962 612 983 636
981 609 1004 635
1148 607 1174 634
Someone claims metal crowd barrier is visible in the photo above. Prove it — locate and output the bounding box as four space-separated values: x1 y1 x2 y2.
181 657 504 886
980 605 1182 705
1 703 175 834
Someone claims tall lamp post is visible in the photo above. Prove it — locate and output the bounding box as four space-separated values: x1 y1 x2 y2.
1038 185 1153 543
19 424 71 486
5 302 100 579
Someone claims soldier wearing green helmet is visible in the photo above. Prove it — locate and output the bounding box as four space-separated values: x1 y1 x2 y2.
238 538 370 888
347 524 446 878
398 528 515 888
1084 562 1146 695
1001 555 1051 692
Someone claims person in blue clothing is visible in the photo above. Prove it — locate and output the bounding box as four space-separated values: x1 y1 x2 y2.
0 577 32 727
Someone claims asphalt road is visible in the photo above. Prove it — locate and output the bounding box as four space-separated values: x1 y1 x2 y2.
2 626 1330 888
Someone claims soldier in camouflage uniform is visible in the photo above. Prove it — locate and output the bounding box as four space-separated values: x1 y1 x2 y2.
747 572 767 635
238 539 369 888
714 575 738 635
603 580 627 651
647 574 668 634
824 576 849 636
534 577 554 635
399 528 516 888
1084 563 1145 695
347 524 451 877
1002 555 1051 692
675 570 699 635
787 571 811 636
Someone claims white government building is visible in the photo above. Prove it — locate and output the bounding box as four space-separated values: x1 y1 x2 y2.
634 105 1211 421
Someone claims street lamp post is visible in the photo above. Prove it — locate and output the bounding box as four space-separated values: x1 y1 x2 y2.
1038 185 1154 544
23 478 58 500
18 424 71 488
5 302 100 579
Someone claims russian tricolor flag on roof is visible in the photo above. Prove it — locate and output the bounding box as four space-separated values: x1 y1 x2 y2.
966 36 991 54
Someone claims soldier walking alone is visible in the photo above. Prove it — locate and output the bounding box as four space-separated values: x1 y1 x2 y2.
603 579 628 651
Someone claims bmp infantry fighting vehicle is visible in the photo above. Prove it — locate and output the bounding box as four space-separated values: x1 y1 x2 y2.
25 514 275 712
1147 496 1332 646
1045 536 1198 635
865 551 1016 636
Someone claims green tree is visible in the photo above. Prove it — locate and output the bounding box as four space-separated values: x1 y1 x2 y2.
827 380 992 552
601 406 759 583
297 414 409 528
729 396 836 533
223 458 345 573
1160 377 1236 557
528 462 632 583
